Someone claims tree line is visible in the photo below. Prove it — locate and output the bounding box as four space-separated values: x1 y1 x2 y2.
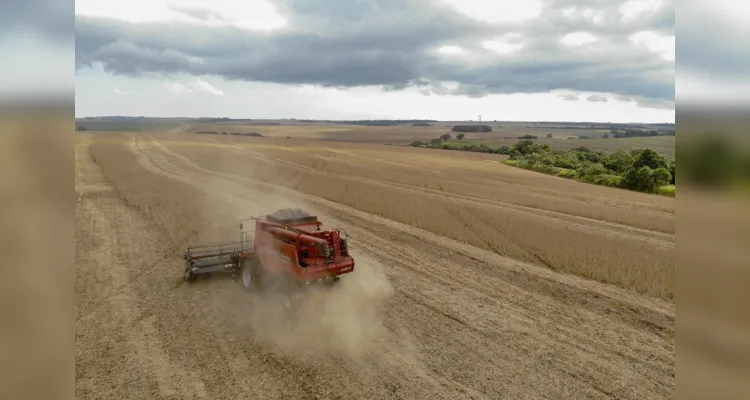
409 138 676 196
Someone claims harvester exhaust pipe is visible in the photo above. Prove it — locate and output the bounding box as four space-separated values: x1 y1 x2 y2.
265 226 332 257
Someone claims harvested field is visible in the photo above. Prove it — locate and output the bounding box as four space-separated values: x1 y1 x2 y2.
76 130 675 400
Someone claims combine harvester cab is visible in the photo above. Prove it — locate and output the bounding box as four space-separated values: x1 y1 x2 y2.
183 208 355 292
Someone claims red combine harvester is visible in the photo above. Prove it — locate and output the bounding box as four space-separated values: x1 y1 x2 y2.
182 208 355 291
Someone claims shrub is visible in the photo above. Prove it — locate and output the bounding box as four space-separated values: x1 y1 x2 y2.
655 185 676 197
574 148 606 163
231 132 264 137
526 152 555 167
514 140 548 156
591 174 623 187
554 154 580 169
631 148 669 170
495 146 511 155
578 162 609 180
556 169 578 179
652 167 673 187
622 166 656 192
603 150 634 174
453 125 492 132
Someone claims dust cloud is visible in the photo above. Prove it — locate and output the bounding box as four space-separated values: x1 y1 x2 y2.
188 138 406 364
241 254 395 362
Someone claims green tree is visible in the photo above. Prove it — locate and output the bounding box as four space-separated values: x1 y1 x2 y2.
457 133 465 140
603 149 634 174
668 161 676 185
495 145 510 155
573 147 605 163
652 167 672 187
623 166 656 192
528 152 555 166
440 133 452 141
513 140 540 156
555 153 580 169
631 148 668 170
580 163 608 178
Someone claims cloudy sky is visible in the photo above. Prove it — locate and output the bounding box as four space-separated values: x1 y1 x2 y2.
71 0 676 122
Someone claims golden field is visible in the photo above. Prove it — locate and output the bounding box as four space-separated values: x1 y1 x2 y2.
76 128 675 400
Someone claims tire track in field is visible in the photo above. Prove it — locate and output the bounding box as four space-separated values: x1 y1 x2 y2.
81 139 340 400
76 140 210 400
190 137 674 247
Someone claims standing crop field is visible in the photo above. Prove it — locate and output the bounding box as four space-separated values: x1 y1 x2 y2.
76 130 675 400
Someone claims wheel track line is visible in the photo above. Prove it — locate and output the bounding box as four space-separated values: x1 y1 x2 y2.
92 136 305 399
131 135 268 212
76 140 209 399
310 142 442 173
188 137 674 246
332 209 675 346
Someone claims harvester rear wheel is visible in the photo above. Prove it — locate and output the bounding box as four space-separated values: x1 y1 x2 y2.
239 259 261 292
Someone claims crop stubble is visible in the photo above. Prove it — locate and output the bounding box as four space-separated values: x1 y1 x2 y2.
77 132 675 399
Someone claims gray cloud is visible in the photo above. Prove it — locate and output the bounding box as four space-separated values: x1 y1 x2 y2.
167 6 227 22
587 94 608 102
615 95 674 109
678 0 748 77
0 0 72 42
75 0 674 105
559 94 579 101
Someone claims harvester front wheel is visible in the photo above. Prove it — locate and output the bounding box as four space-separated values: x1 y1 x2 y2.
240 259 261 292
183 260 196 282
